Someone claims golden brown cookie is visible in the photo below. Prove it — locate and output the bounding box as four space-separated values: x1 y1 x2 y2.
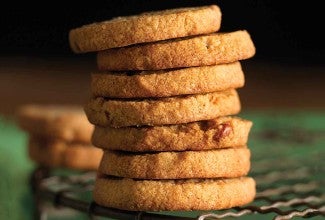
92 116 252 152
92 62 244 98
99 147 250 179
17 105 93 143
97 30 255 71
28 136 103 170
85 89 240 127
69 5 221 53
94 176 256 211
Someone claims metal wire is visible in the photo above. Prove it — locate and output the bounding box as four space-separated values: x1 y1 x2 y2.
31 121 325 219
31 162 325 220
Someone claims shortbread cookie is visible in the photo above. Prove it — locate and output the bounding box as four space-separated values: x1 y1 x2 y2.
94 176 256 211
85 89 240 127
69 5 221 53
92 62 244 98
17 105 93 143
28 136 102 170
99 147 250 179
92 117 252 152
97 30 255 70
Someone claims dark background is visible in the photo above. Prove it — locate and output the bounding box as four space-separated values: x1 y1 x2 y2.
1 0 324 63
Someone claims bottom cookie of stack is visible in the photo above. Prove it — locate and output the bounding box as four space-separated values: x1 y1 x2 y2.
94 176 256 211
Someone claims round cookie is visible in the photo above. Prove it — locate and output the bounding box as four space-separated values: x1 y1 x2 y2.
94 176 256 211
99 147 250 179
69 5 221 53
17 105 93 143
97 30 255 71
28 136 102 170
85 89 240 127
92 62 244 98
92 117 252 152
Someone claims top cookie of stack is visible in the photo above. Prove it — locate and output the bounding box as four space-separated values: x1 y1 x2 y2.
70 5 222 52
69 5 256 211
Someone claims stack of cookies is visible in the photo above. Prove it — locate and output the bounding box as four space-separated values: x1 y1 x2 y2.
69 5 256 211
17 105 103 170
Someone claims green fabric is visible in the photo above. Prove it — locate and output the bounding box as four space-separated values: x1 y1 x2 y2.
0 117 33 220
0 111 324 220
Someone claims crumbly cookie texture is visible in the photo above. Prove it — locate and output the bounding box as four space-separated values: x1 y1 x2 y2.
28 136 102 170
85 89 240 127
17 105 93 143
94 176 256 211
92 116 252 152
99 147 250 179
97 30 255 70
69 5 221 53
92 62 244 98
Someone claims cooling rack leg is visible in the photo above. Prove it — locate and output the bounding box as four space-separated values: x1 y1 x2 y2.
30 166 51 220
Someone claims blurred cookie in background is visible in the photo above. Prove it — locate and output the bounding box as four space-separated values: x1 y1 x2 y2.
17 105 102 170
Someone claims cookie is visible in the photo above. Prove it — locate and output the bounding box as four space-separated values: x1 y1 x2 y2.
28 136 103 170
92 62 244 98
17 105 93 143
99 147 250 179
97 30 255 71
94 176 255 211
69 5 221 53
85 89 240 127
92 116 252 152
